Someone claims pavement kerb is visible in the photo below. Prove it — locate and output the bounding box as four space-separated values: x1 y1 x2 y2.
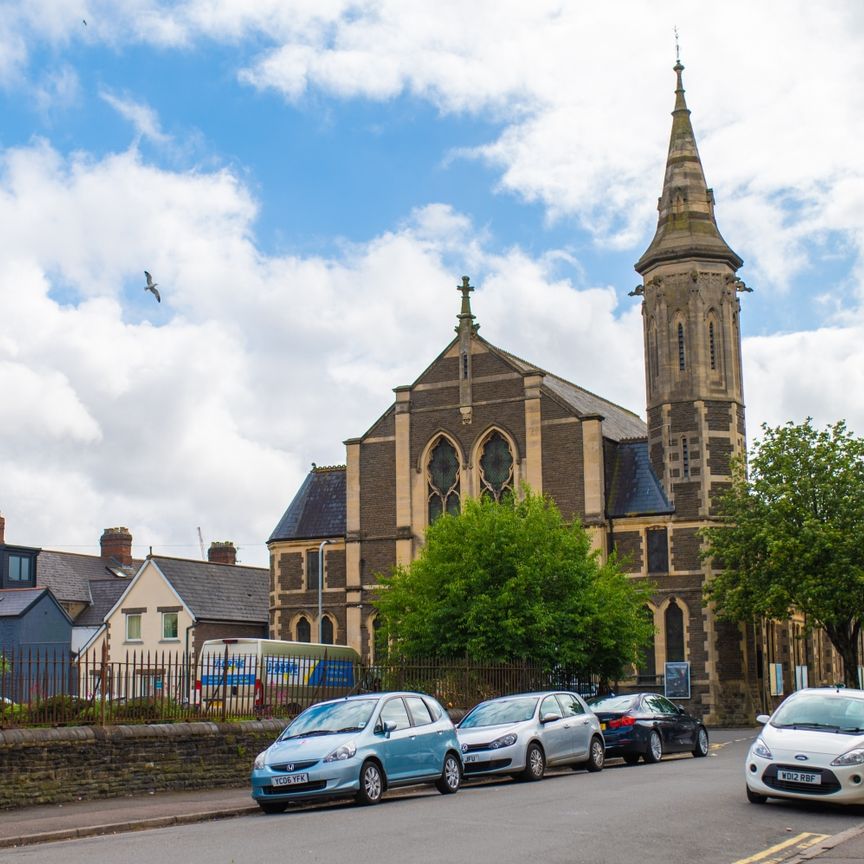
0 803 261 849
782 822 864 864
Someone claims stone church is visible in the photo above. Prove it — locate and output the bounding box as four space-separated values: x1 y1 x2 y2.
268 61 761 723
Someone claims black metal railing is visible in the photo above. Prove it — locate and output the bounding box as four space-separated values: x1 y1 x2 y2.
1 648 599 728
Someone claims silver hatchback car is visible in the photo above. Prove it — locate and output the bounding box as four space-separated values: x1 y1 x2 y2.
456 691 605 780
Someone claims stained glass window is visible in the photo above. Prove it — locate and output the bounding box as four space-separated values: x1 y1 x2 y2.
427 437 460 522
479 431 514 501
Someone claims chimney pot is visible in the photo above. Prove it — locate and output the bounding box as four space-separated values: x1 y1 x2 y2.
100 527 133 566
208 541 237 566
0 513 5 545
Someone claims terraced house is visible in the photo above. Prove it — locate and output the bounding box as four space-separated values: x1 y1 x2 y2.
268 62 840 724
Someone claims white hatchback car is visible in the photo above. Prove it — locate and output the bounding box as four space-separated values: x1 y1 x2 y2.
457 691 605 781
745 687 864 805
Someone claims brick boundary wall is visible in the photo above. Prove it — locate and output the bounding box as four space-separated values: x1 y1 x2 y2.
0 720 285 810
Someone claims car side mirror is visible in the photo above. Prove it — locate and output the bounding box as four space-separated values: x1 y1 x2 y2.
540 712 561 724
382 720 397 736
755 714 770 725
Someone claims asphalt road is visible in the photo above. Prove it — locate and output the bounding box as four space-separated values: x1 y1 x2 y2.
3 729 863 864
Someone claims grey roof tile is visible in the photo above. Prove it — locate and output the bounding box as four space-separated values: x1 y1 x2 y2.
36 550 140 605
151 556 269 624
0 588 50 617
605 440 674 518
269 467 346 543
74 580 130 626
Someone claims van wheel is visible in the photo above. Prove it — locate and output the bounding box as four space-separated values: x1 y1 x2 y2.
356 760 385 805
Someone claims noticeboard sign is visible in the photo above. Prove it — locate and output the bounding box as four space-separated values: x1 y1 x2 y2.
664 661 690 699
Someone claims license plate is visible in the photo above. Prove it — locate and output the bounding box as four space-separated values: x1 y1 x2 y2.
777 769 821 785
272 773 309 787
464 754 481 763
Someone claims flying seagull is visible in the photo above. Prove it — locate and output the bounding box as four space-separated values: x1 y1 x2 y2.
144 271 161 303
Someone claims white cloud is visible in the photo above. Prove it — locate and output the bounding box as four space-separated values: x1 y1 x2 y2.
101 90 171 144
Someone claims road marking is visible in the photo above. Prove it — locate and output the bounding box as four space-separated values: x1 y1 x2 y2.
731 832 829 864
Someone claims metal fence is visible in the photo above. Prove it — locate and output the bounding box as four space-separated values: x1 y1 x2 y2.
0 648 598 728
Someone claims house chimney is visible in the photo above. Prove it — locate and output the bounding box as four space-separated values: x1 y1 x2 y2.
0 513 5 544
208 541 237 565
100 527 133 566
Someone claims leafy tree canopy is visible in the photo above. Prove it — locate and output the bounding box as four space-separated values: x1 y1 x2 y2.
702 419 864 687
374 491 653 682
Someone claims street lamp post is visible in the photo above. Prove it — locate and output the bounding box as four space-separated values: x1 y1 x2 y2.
317 539 333 642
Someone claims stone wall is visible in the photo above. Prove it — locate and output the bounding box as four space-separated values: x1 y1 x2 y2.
0 720 284 810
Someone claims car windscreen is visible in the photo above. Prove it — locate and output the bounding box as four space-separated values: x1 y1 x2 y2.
588 694 638 712
459 697 539 728
280 698 378 739
771 693 864 733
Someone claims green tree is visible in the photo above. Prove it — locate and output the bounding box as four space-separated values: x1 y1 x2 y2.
702 419 864 688
374 491 653 683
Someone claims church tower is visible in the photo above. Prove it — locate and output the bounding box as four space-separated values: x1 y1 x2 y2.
635 60 749 521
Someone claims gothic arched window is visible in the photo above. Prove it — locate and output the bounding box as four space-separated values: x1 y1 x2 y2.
708 320 717 370
296 616 311 643
648 318 659 392
677 322 686 371
665 599 685 662
427 437 460 523
321 616 334 645
479 431 514 502
637 605 657 682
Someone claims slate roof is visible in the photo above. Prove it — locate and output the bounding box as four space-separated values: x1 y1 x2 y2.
269 466 347 543
0 587 63 618
36 550 139 606
491 345 648 442
152 556 269 624
74 579 130 627
605 440 674 518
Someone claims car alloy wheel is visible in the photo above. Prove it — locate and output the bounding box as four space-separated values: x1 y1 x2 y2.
522 743 546 781
587 736 605 772
644 730 663 764
692 727 709 758
357 761 384 805
436 752 461 794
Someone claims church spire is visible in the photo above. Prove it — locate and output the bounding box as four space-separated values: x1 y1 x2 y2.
635 60 742 275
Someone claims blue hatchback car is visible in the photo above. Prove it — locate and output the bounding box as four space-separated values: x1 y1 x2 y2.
251 692 463 812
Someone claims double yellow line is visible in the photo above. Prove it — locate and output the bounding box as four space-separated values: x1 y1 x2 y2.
732 832 829 864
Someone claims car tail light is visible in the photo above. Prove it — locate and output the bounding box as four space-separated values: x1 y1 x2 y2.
608 714 637 729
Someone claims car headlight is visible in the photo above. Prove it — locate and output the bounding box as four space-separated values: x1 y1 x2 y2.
253 750 269 770
752 738 772 759
831 747 864 767
489 733 517 749
324 741 357 763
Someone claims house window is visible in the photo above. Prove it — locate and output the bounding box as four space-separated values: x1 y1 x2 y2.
479 431 514 502
0 549 37 588
427 437 460 523
306 550 320 591
296 616 311 643
677 322 686 370
162 611 179 640
321 616 334 645
665 599 685 662
126 613 142 642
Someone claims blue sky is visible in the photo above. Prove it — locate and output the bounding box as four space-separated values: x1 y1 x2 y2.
2 1 864 565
